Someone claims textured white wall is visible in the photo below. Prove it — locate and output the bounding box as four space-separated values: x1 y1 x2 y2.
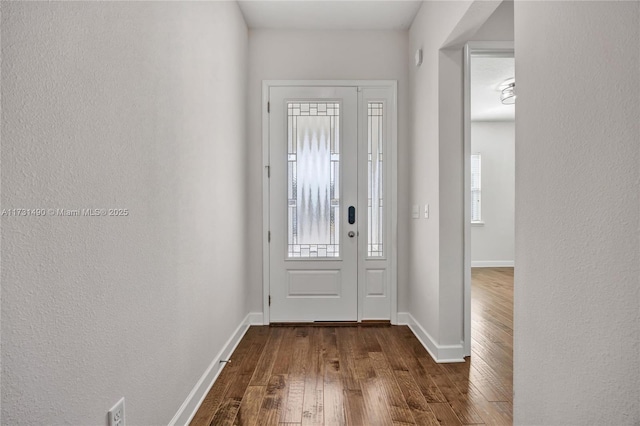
1 2 249 424
247 30 410 313
471 121 515 265
514 1 640 424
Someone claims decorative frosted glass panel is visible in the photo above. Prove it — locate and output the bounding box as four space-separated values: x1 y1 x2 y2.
288 103 340 258
368 102 384 257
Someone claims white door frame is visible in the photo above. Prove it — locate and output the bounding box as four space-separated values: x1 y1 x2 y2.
262 80 398 325
463 42 514 356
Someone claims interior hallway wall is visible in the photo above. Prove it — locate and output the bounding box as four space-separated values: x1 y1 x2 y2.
514 1 640 423
408 0 512 352
1 2 249 424
471 121 515 266
247 30 410 314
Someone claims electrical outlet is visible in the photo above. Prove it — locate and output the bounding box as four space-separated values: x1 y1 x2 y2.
108 397 125 426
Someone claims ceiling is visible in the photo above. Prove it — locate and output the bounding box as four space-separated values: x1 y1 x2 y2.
471 56 515 122
238 1 513 121
238 1 423 30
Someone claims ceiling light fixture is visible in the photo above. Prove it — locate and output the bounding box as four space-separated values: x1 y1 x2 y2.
499 78 516 105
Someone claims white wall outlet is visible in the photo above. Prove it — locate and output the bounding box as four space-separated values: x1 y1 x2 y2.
108 397 125 426
412 204 419 219
424 204 429 219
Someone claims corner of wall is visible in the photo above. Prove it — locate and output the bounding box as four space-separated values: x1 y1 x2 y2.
398 312 465 363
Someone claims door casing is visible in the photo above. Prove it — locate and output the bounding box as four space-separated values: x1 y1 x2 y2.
463 43 515 356
261 80 398 325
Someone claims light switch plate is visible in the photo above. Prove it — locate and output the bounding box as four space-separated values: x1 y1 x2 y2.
415 48 423 67
424 204 429 219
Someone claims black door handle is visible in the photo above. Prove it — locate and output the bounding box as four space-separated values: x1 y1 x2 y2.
348 206 356 224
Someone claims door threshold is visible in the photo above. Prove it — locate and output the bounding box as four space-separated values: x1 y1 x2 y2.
269 320 391 327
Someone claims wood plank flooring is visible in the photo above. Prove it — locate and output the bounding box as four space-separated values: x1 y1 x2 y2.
191 267 513 425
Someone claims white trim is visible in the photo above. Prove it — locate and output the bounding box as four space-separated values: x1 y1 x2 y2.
168 313 253 426
464 41 515 57
471 260 514 268
464 42 472 357
389 81 398 325
262 80 398 325
463 41 514 358
248 312 265 325
262 83 271 325
396 312 411 324
397 312 465 363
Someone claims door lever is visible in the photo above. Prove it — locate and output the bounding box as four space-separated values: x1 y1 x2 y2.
348 206 356 224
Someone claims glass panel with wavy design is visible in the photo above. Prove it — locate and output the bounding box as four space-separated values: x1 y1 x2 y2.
288 102 340 258
368 102 384 257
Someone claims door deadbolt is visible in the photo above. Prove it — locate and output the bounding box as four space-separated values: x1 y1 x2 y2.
348 206 356 224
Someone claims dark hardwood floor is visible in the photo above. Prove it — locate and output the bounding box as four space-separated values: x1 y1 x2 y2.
191 267 513 425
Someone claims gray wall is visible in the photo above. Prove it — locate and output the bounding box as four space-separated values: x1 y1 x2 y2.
408 0 513 351
1 2 249 423
514 1 640 424
471 121 515 266
408 0 474 349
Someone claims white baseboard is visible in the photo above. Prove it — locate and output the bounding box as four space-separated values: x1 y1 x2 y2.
169 312 253 426
397 312 465 363
396 312 411 325
471 260 514 268
248 312 264 325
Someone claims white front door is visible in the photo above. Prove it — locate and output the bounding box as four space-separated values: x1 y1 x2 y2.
266 83 396 323
269 86 358 321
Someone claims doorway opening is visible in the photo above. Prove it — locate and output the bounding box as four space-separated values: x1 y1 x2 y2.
464 43 515 374
261 81 398 325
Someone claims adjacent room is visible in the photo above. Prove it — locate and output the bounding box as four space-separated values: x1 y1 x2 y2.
468 51 515 411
